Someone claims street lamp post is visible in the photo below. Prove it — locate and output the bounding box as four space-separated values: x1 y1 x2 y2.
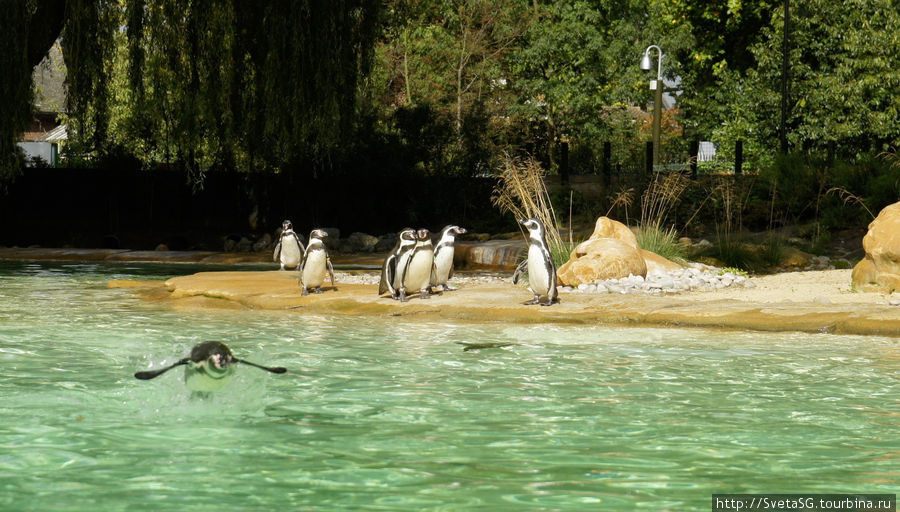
640 45 664 169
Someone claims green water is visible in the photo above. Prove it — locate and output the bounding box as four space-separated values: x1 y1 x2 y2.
0 261 897 511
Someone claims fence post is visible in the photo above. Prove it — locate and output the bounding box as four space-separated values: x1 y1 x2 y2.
734 139 743 175
645 141 653 175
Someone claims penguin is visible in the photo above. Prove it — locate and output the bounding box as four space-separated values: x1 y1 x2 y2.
379 228 417 299
432 225 467 291
134 341 286 394
397 228 437 302
273 220 305 271
512 218 559 306
299 229 335 295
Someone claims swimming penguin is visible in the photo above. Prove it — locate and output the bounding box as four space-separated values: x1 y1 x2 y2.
432 225 467 291
299 229 335 295
512 218 559 306
397 228 437 302
134 341 286 393
273 220 305 271
379 228 417 299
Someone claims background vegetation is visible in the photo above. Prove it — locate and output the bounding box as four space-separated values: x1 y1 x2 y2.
2 0 899 251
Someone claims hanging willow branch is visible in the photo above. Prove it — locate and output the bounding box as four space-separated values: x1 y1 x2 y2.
0 0 67 183
56 0 381 178
0 2 35 182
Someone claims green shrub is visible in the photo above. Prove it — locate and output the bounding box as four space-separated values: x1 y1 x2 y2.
635 225 688 265
693 236 760 272
758 235 786 268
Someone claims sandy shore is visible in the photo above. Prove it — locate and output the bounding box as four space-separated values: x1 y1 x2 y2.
106 268 900 337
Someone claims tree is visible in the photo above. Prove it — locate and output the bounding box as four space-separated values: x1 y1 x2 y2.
507 0 672 170
1 0 382 182
0 0 68 181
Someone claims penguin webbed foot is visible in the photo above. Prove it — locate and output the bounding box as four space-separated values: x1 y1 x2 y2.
523 296 541 305
301 287 310 296
420 289 430 299
314 287 324 294
540 296 560 306
442 284 457 291
399 290 409 302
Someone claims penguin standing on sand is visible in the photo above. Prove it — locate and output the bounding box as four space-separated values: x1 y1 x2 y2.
299 229 335 295
512 218 559 306
397 228 437 302
273 220 305 271
134 341 286 395
379 228 417 299
432 225 466 291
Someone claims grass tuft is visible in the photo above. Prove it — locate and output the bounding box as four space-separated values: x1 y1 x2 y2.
635 225 688 265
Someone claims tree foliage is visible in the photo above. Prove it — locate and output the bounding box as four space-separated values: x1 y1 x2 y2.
0 0 66 181
3 0 899 185
8 0 381 180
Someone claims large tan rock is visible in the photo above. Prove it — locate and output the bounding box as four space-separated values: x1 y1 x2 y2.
589 216 639 248
852 202 900 292
557 237 647 286
641 249 682 274
556 217 686 286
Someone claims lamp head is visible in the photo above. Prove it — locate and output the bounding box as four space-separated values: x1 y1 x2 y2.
640 51 652 71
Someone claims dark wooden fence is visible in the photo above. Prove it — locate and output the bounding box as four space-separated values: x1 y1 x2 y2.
0 168 506 250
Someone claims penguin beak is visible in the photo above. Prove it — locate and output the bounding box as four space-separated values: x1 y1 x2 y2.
457 227 467 234
517 219 527 226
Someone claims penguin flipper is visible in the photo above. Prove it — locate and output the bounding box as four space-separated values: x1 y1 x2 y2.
379 255 396 296
512 259 528 284
326 257 335 287
134 357 190 380
272 242 282 262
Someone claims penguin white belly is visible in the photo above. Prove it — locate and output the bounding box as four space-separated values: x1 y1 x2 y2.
527 245 551 297
404 251 433 291
434 249 454 283
394 252 413 290
280 236 303 268
301 250 327 288
184 363 235 392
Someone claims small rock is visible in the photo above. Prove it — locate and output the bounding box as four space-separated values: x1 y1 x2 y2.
253 233 272 252
375 233 399 252
237 237 253 252
345 232 380 253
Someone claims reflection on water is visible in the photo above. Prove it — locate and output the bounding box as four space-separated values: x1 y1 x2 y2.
0 261 897 511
